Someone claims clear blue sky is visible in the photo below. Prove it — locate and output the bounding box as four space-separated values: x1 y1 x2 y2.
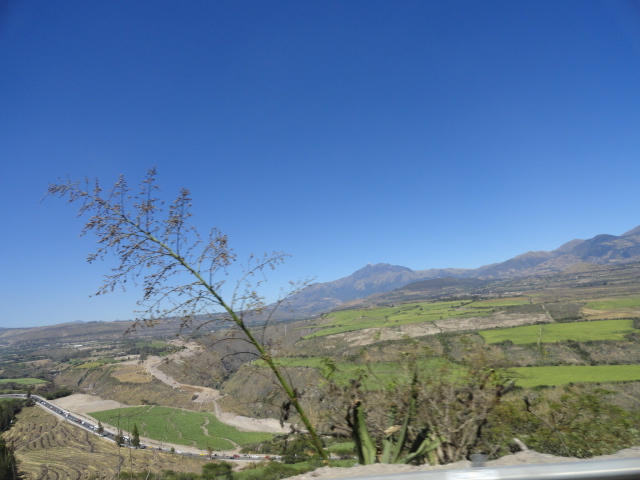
1 1 640 328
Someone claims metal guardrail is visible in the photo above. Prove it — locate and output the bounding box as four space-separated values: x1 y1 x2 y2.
326 457 640 480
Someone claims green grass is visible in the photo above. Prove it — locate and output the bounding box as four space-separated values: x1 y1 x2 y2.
479 319 638 345
137 340 170 348
586 295 640 310
0 378 47 385
305 299 527 338
512 364 640 387
234 458 357 479
89 406 273 450
74 359 117 369
327 441 355 452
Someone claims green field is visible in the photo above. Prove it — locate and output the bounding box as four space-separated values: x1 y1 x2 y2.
73 360 117 369
512 364 640 387
479 319 638 345
586 295 640 310
89 405 273 450
305 299 528 338
0 378 47 385
137 340 171 348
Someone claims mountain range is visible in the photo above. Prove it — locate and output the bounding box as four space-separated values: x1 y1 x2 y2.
283 225 640 316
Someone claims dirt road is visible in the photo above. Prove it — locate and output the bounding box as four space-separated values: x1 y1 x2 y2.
143 347 288 434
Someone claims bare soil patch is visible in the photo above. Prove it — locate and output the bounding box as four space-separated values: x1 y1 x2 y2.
50 393 126 414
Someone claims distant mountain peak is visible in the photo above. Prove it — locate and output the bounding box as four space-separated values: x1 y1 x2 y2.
353 262 412 274
350 263 413 280
277 224 640 319
554 238 585 254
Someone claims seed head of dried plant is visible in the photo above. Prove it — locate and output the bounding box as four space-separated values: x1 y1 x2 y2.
47 167 330 464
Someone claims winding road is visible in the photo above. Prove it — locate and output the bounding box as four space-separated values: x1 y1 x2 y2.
143 346 289 434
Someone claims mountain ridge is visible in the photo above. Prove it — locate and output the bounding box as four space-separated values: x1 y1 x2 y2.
283 225 640 316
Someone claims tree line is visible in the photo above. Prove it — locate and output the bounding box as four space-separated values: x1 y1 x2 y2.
0 399 24 479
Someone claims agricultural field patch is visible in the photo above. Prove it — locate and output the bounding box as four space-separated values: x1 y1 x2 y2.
74 359 117 369
512 364 640 387
3 405 211 480
24 359 50 367
137 340 171 349
471 297 531 307
89 405 273 450
110 364 154 384
0 377 47 385
479 319 638 345
586 295 640 310
305 299 526 338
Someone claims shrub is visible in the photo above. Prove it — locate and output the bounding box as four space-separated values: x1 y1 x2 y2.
202 462 234 479
238 463 299 480
486 386 640 458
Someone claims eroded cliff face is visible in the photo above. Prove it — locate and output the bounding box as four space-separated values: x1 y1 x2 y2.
53 363 195 409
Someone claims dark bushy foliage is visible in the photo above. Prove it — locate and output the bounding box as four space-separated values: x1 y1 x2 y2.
544 302 584 322
202 462 234 479
0 439 22 480
486 386 640 458
42 388 73 400
239 463 299 480
0 400 23 432
0 399 23 479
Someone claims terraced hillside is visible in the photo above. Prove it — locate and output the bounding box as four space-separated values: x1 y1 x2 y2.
3 406 211 480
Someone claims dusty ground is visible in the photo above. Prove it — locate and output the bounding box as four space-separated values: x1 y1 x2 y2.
110 363 154 383
50 393 125 414
286 447 640 479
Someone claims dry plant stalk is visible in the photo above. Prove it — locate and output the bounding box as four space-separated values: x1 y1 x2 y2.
47 167 330 464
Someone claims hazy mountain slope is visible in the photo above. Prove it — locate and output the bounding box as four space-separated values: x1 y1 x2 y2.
8 225 638 330
283 263 444 315
283 225 640 316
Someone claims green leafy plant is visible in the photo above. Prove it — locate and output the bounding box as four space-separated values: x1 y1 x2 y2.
346 374 440 465
521 386 640 458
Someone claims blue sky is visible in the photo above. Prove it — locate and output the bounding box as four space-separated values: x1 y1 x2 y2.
1 1 640 328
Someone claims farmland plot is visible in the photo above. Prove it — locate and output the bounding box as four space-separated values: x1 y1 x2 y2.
90 405 273 450
306 299 529 338
479 319 638 345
